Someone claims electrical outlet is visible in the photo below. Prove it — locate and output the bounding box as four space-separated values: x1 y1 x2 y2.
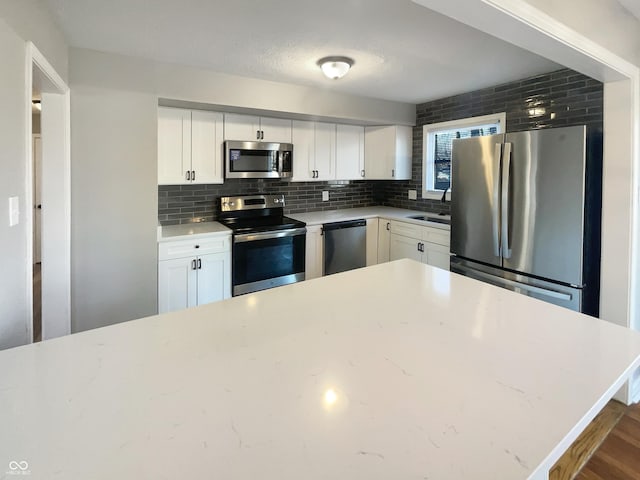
9 196 19 226
322 191 329 201
408 190 417 200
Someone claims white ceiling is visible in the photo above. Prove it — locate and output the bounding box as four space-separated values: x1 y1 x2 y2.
44 0 561 104
619 0 640 20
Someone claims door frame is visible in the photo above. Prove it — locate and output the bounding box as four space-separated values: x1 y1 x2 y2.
25 42 71 342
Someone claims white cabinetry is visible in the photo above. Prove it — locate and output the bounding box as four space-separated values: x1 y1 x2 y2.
224 113 292 143
291 121 336 181
336 124 365 180
366 218 379 266
305 225 324 280
158 107 224 185
377 218 391 263
158 234 231 313
387 220 450 270
364 125 412 180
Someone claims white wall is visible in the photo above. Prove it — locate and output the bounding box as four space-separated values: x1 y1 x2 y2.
0 19 29 349
0 2 68 349
0 0 69 83
69 47 415 333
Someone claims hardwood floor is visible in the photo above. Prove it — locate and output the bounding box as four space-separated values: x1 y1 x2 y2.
550 401 640 480
576 402 640 479
33 263 41 342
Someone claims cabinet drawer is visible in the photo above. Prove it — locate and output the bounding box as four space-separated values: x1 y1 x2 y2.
159 235 230 260
389 220 422 239
423 226 450 247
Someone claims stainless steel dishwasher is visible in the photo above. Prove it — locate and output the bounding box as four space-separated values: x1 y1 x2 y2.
323 219 367 275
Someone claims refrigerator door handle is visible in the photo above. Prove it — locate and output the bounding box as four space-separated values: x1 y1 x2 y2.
456 264 573 301
501 142 512 259
492 143 502 257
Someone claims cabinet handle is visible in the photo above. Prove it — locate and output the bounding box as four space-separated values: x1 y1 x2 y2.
361 169 365 177
256 130 261 140
186 170 191 181
197 258 202 269
191 259 197 270
386 222 390 231
191 170 195 181
261 130 265 140
392 169 395 178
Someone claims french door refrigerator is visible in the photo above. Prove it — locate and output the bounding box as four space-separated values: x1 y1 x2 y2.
449 125 602 316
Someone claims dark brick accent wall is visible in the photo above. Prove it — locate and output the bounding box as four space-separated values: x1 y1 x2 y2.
376 68 603 213
159 179 377 225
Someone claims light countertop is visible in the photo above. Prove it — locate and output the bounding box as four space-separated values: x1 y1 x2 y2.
288 206 451 229
157 221 231 242
1 259 639 479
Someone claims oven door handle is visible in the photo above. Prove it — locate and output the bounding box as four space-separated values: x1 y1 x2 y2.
234 227 307 243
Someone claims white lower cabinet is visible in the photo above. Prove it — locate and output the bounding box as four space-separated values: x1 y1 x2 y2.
377 218 391 263
386 220 450 270
305 225 324 280
366 218 379 266
158 234 231 313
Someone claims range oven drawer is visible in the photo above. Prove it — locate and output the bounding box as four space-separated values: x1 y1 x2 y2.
232 228 306 296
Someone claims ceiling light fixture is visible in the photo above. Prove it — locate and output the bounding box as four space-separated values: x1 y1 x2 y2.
317 56 354 80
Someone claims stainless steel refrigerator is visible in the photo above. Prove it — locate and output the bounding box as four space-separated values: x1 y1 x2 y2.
449 125 602 316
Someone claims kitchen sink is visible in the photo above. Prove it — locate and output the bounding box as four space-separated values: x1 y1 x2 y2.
407 214 451 225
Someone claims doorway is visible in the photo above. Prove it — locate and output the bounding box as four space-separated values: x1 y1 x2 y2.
26 43 71 342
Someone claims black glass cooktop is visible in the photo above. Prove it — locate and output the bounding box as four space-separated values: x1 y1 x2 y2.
218 215 305 235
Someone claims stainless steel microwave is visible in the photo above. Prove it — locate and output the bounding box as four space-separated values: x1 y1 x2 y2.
224 141 293 179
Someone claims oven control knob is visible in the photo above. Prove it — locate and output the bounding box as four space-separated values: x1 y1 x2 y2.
274 198 280 203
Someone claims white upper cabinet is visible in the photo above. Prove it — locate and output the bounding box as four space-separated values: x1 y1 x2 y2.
336 124 365 180
291 121 337 182
364 125 412 180
291 120 316 181
191 110 224 184
158 107 191 185
158 107 224 185
314 122 336 181
224 113 292 143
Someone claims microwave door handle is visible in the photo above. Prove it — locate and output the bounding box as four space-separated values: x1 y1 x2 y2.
501 142 512 259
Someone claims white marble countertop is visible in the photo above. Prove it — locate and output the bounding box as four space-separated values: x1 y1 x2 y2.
289 206 451 230
2 260 639 479
157 221 231 242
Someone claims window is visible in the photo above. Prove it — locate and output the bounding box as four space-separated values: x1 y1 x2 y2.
422 113 506 198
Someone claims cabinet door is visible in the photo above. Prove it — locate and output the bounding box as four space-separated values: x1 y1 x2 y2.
191 110 224 184
158 257 197 313
291 120 315 182
314 122 336 181
377 219 391 263
158 107 191 185
196 252 231 305
260 117 292 143
366 218 379 266
423 242 450 271
336 124 365 180
364 125 412 180
224 113 260 141
305 225 324 280
389 233 422 262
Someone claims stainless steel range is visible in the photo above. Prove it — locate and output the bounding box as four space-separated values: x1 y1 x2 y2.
218 194 306 296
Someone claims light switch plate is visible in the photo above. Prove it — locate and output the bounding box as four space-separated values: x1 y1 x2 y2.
322 191 329 201
9 196 19 226
408 190 418 200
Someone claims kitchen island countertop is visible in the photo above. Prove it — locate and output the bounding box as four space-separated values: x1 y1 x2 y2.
1 259 639 479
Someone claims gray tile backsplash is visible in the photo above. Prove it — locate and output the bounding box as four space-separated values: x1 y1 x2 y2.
158 68 603 225
158 179 378 225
